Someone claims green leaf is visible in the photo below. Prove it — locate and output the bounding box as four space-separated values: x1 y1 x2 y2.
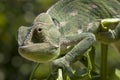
115 68 120 79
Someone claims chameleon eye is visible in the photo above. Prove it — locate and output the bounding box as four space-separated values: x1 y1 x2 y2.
37 28 42 32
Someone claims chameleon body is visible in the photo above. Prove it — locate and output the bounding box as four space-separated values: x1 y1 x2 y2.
17 0 120 69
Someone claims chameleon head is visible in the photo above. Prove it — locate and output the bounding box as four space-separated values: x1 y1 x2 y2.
17 13 61 63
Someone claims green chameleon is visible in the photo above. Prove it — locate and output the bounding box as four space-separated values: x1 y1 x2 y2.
17 0 120 79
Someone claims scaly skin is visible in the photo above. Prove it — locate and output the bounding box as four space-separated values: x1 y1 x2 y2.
17 0 120 76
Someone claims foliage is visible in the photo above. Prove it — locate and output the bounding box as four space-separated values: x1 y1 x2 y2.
0 0 57 80
115 69 120 79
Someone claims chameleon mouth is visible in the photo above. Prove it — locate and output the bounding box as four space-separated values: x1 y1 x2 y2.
18 43 60 63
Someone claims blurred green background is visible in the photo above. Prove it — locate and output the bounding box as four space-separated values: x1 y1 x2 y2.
0 0 57 80
1 0 120 80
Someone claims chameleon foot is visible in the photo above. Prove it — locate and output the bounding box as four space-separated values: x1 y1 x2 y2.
51 57 73 77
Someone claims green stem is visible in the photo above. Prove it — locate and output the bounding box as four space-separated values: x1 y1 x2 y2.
86 52 92 78
29 63 40 80
87 46 96 78
89 46 95 72
100 43 108 80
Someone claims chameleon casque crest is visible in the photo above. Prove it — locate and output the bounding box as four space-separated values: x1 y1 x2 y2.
17 0 120 74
